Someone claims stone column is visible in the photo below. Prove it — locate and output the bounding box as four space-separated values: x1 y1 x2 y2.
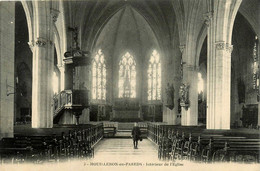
0 2 15 138
181 65 199 126
31 2 58 128
180 45 198 126
204 0 241 129
207 41 232 129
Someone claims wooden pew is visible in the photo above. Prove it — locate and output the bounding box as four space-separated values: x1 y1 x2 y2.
0 137 33 164
212 139 260 163
0 123 104 163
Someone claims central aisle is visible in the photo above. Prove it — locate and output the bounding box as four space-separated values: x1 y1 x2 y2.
93 138 158 162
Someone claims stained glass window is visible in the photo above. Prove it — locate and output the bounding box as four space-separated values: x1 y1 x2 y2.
92 49 106 100
253 36 259 90
148 50 161 100
118 52 136 98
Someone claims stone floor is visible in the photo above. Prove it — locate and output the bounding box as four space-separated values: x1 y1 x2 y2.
94 138 158 161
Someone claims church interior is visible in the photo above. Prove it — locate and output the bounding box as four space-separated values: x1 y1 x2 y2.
0 0 259 168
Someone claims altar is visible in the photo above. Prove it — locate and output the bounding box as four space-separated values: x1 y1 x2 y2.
111 98 142 122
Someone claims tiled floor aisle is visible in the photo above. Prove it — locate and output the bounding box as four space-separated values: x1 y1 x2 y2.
93 138 159 162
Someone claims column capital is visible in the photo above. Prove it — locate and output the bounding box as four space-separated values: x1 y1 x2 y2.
215 41 233 53
28 38 53 50
203 11 213 27
51 8 60 23
226 43 233 53
35 37 53 47
35 37 47 47
215 41 225 50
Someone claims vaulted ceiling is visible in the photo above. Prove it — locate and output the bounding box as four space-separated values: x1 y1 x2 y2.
94 5 159 63
63 0 177 52
61 0 259 57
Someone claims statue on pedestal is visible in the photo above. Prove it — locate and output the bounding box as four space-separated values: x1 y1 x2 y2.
165 83 174 110
64 27 90 58
179 83 190 110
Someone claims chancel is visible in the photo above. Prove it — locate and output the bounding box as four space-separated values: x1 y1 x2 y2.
0 0 259 168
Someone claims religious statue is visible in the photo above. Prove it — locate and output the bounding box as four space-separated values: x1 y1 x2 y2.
165 83 174 110
179 83 189 110
68 26 80 50
64 26 90 58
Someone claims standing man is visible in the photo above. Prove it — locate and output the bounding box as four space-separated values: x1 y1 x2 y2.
132 122 141 149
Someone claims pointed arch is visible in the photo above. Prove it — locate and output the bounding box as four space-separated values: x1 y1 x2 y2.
20 1 33 43
118 52 136 98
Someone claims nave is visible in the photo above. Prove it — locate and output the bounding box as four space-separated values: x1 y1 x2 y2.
1 123 260 171
0 1 259 170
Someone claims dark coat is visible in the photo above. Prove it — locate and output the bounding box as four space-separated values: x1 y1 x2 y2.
132 126 141 140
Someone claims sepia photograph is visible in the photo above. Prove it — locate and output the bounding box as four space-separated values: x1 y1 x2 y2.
0 0 259 171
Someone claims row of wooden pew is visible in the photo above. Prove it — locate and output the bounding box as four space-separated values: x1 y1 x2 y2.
0 123 103 164
147 123 260 163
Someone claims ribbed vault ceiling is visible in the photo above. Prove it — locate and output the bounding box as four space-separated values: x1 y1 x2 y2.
94 5 159 62
63 0 177 52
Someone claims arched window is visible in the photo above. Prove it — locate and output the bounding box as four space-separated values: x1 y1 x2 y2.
92 49 106 100
253 36 259 90
118 52 136 98
148 50 161 100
